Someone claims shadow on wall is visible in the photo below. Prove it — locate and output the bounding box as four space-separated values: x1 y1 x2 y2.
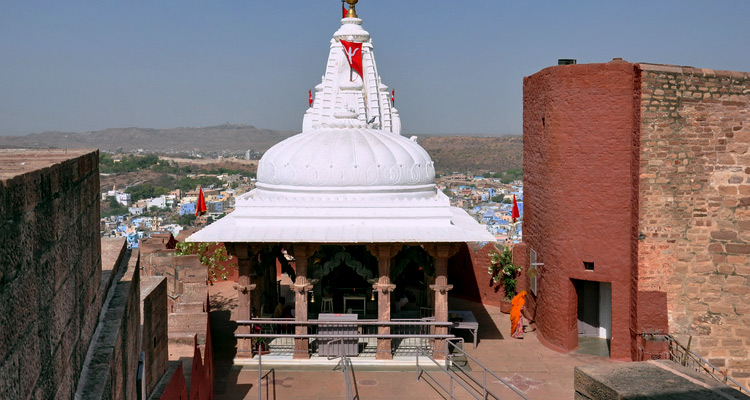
209 294 255 399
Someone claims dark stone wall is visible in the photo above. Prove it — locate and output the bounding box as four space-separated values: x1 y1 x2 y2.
141 276 169 398
0 149 102 399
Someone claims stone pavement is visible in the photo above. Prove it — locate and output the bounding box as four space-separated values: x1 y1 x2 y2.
209 280 616 399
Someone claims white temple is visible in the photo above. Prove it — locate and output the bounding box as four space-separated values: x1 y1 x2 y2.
187 0 495 361
188 7 493 245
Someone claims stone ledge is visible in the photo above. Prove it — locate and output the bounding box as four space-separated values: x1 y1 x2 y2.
575 360 750 400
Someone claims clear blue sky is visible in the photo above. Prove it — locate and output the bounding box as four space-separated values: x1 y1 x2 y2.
1 0 749 136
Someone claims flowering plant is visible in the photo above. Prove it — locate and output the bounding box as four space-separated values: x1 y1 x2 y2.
488 246 521 299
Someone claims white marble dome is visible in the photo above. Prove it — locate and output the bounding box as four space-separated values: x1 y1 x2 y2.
256 128 435 191
187 5 496 244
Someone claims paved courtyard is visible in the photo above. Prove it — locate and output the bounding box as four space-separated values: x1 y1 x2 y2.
209 280 617 399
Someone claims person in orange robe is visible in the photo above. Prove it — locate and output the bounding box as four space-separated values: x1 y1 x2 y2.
510 291 527 339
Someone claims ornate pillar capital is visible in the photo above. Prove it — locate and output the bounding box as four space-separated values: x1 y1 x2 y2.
371 276 396 293
226 242 263 259
291 243 319 260
232 283 257 294
292 277 317 293
366 243 401 260
423 243 461 260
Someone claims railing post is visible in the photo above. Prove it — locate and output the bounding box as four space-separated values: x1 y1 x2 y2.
257 344 262 400
483 369 487 399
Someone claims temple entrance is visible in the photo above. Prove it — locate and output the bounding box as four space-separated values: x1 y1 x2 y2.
310 245 377 317
574 279 612 357
319 263 372 315
391 248 431 317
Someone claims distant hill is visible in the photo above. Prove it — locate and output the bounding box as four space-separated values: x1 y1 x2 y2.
419 135 522 174
0 124 296 153
0 125 523 174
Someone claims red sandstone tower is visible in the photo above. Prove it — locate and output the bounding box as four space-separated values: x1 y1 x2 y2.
520 59 750 385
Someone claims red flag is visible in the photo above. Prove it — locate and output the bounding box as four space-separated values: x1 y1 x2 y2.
196 187 207 217
512 195 520 223
340 40 363 79
342 1 347 18
308 89 313 107
391 89 395 106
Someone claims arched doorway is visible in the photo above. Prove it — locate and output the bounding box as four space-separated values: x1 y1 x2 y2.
310 245 377 316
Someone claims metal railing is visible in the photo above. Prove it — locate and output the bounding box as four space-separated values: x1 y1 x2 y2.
664 334 749 394
327 339 358 400
443 338 529 399
255 344 275 400
237 318 455 357
416 345 485 400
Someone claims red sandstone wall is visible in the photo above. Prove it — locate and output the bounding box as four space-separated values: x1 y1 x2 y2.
0 150 102 399
159 364 188 400
448 243 507 307
522 62 639 360
637 64 750 385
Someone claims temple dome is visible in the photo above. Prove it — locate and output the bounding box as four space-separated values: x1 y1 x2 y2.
186 2 496 244
256 128 435 192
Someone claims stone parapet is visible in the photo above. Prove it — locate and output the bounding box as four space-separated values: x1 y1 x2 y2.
575 360 750 399
0 149 102 400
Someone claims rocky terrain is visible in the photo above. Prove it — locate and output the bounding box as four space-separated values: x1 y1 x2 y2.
1 125 522 174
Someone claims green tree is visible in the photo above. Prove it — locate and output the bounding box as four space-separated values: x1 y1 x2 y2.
125 184 169 201
101 196 128 217
175 242 233 281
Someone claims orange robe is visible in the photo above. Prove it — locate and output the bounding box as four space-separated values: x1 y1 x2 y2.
510 291 527 337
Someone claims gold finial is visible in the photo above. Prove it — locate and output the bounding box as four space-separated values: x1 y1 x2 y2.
346 0 358 18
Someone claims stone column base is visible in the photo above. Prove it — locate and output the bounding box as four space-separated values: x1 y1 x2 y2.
376 339 393 360
293 339 310 359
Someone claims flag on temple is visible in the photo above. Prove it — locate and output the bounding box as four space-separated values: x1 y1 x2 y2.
196 187 207 217
342 1 347 18
512 195 520 223
340 40 363 78
308 89 313 107
391 89 395 106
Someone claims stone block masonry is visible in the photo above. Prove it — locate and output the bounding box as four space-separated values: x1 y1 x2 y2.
637 64 750 387
0 149 102 399
141 276 168 398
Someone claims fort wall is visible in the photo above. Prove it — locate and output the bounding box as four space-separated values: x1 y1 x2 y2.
637 64 750 384
0 149 102 399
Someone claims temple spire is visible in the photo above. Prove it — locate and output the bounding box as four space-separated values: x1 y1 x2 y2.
302 0 401 134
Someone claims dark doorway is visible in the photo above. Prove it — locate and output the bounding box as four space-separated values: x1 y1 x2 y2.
573 279 612 357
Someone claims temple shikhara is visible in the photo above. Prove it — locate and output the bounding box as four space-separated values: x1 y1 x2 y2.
188 0 494 361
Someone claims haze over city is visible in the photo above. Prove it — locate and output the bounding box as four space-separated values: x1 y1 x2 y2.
1 0 749 137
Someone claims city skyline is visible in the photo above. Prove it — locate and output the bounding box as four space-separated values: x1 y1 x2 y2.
1 0 749 137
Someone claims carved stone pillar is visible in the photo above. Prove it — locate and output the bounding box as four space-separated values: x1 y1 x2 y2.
291 244 318 359
367 244 399 360
227 243 260 358
426 243 460 360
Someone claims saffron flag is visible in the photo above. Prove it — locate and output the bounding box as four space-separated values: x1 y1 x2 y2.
342 1 347 18
512 195 520 223
196 187 207 217
308 89 313 107
340 40 363 78
391 89 395 106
